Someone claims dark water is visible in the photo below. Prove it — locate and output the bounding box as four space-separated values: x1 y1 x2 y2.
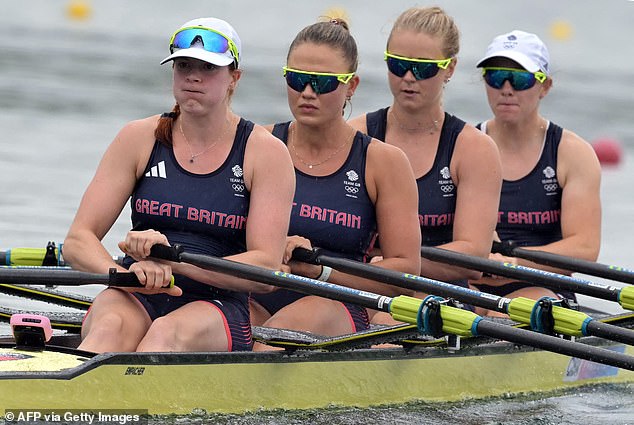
1 0 634 423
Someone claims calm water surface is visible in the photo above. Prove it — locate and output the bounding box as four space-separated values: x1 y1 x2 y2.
1 0 634 423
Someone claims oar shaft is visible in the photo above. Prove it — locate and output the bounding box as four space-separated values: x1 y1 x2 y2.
291 248 508 312
493 241 634 285
420 246 621 302
585 320 634 346
0 267 142 287
476 320 634 371
150 245 392 312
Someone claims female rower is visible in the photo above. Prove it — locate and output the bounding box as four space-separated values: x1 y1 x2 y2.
249 18 421 344
63 17 295 352
348 6 502 322
470 30 601 315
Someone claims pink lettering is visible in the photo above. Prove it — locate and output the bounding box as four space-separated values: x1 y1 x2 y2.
149 200 159 215
159 203 172 217
311 206 323 221
300 204 311 218
508 211 518 224
502 210 560 225
199 209 211 224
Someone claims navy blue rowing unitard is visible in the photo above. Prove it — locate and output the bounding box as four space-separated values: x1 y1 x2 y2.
366 107 471 299
124 116 256 350
366 108 465 247
252 122 375 331
484 121 563 246
474 121 571 299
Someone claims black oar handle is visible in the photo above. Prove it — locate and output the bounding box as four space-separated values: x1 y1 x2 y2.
107 269 144 287
291 247 322 265
492 240 517 257
149 244 184 262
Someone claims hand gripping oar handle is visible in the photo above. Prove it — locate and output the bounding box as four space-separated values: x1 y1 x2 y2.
493 240 634 285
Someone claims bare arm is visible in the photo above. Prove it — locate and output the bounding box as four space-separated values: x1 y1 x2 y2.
63 118 157 273
518 130 601 272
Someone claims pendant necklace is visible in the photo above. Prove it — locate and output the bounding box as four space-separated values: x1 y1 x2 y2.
390 108 441 134
179 117 232 163
289 123 355 169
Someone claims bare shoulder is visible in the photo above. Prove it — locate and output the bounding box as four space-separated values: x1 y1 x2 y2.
558 128 601 175
248 123 288 153
245 123 293 174
367 137 409 167
348 114 368 133
457 123 498 152
559 128 596 156
113 115 161 147
452 123 501 171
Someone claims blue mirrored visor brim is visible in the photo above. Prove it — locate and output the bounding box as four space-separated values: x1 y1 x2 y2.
170 27 238 62
282 67 354 95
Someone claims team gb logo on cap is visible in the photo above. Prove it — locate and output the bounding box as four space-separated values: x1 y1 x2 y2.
503 34 518 49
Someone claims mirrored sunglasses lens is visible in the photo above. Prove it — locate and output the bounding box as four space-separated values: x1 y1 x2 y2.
412 63 440 80
285 72 309 92
285 72 340 94
173 29 229 53
386 57 408 77
313 76 340 94
387 57 439 80
484 70 536 90
510 72 536 90
483 70 506 89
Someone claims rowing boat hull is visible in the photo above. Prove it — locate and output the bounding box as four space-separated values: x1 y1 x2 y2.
1 339 632 415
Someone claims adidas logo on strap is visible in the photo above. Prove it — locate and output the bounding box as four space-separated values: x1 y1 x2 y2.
145 161 167 179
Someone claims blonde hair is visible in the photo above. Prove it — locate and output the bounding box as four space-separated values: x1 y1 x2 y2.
388 6 460 58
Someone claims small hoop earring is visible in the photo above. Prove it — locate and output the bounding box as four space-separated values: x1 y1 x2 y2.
343 96 352 119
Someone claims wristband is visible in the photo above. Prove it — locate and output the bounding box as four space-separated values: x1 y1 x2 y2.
316 265 332 281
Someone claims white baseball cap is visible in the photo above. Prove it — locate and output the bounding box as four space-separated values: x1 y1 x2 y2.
476 30 550 75
161 17 241 68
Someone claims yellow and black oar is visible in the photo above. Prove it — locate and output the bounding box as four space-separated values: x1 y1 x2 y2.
493 240 634 285
1 242 66 267
0 244 124 309
148 244 634 371
292 247 634 347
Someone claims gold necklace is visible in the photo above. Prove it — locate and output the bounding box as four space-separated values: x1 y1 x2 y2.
179 117 232 163
390 108 441 134
289 123 355 169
